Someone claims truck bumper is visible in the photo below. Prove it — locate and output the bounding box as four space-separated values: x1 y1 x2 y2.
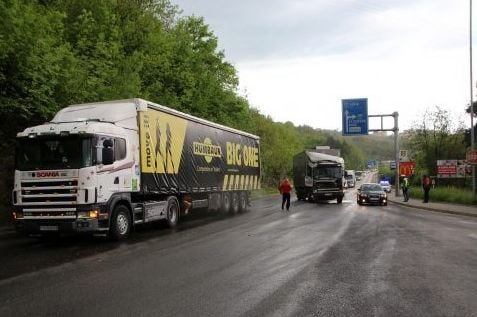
14 219 108 235
313 191 344 201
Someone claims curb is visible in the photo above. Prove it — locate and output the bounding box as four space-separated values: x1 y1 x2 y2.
388 200 477 218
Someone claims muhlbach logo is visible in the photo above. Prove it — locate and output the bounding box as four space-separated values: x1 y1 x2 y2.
193 138 222 163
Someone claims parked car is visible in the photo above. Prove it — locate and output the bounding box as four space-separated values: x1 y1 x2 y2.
357 183 388 206
379 180 391 193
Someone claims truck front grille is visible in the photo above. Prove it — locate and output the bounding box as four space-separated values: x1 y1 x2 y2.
20 178 78 218
315 182 338 190
21 179 78 204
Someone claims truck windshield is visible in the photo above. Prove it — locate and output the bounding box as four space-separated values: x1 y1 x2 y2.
314 166 342 179
16 135 93 170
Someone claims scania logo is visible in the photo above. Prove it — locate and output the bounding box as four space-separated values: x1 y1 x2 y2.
34 171 60 178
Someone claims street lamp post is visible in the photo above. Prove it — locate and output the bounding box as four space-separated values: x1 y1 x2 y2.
471 0 475 198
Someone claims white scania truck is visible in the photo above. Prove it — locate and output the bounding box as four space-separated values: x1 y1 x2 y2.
12 99 260 239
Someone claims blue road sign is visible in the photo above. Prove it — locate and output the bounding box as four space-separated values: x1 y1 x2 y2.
367 160 376 168
342 98 368 135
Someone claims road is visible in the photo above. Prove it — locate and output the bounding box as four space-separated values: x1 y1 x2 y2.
0 189 476 316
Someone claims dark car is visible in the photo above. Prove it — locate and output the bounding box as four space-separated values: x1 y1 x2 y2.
357 183 388 206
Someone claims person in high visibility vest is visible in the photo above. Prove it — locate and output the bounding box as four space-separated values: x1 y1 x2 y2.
401 176 409 202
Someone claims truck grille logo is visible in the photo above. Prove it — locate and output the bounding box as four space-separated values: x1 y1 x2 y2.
193 138 222 163
34 171 60 178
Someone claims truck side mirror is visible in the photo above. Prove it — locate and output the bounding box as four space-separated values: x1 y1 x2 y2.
102 139 114 165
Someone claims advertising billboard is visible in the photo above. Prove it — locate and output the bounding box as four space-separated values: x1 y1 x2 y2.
399 161 416 176
437 160 471 178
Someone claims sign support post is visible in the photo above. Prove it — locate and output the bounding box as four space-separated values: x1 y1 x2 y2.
341 99 399 196
368 112 400 196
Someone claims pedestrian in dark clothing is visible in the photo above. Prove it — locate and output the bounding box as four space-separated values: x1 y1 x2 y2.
401 176 409 202
278 178 292 211
422 175 431 203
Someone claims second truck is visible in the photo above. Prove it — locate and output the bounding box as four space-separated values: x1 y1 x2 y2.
292 150 345 204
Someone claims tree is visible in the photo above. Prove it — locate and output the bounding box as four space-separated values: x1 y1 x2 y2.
408 107 465 175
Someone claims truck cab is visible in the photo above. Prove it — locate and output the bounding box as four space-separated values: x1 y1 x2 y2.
12 100 141 238
293 151 345 204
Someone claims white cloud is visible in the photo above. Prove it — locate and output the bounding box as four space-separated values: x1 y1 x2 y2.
173 0 475 131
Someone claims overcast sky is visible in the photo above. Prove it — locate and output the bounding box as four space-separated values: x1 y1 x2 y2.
171 0 474 131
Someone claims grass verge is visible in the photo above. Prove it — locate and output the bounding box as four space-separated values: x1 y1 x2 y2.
408 186 477 205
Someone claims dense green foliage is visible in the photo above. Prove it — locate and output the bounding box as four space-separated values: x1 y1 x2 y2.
404 107 466 176
0 0 392 223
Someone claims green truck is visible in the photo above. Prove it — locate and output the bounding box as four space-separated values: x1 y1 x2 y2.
293 150 345 204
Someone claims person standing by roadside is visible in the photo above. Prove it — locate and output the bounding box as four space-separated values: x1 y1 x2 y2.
278 177 293 211
401 176 409 202
422 174 431 203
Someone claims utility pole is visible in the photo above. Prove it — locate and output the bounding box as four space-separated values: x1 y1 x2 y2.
471 0 475 198
394 112 400 197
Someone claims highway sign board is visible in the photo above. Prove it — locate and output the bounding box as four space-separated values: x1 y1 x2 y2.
342 98 368 135
367 160 376 168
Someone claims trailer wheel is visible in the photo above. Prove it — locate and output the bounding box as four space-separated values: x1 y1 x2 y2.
231 192 240 215
239 192 248 212
166 196 180 228
221 192 231 214
110 204 131 241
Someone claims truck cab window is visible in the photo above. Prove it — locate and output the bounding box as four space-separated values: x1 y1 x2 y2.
94 136 126 165
115 138 126 160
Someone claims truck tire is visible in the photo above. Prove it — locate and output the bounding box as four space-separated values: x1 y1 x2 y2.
296 191 304 201
110 204 131 241
337 196 343 204
239 192 248 212
166 196 180 228
231 192 240 215
221 192 231 214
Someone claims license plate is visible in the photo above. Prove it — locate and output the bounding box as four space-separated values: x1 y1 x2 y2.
40 225 58 231
324 193 332 196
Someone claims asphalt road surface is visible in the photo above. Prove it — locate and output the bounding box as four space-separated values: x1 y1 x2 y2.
0 190 476 317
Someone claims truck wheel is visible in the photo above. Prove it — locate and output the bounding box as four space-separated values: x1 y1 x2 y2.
231 192 240 215
337 196 343 204
110 204 131 241
239 192 248 212
166 196 180 228
296 191 304 200
221 192 231 214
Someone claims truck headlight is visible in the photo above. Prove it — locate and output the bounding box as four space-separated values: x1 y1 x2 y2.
78 210 99 219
